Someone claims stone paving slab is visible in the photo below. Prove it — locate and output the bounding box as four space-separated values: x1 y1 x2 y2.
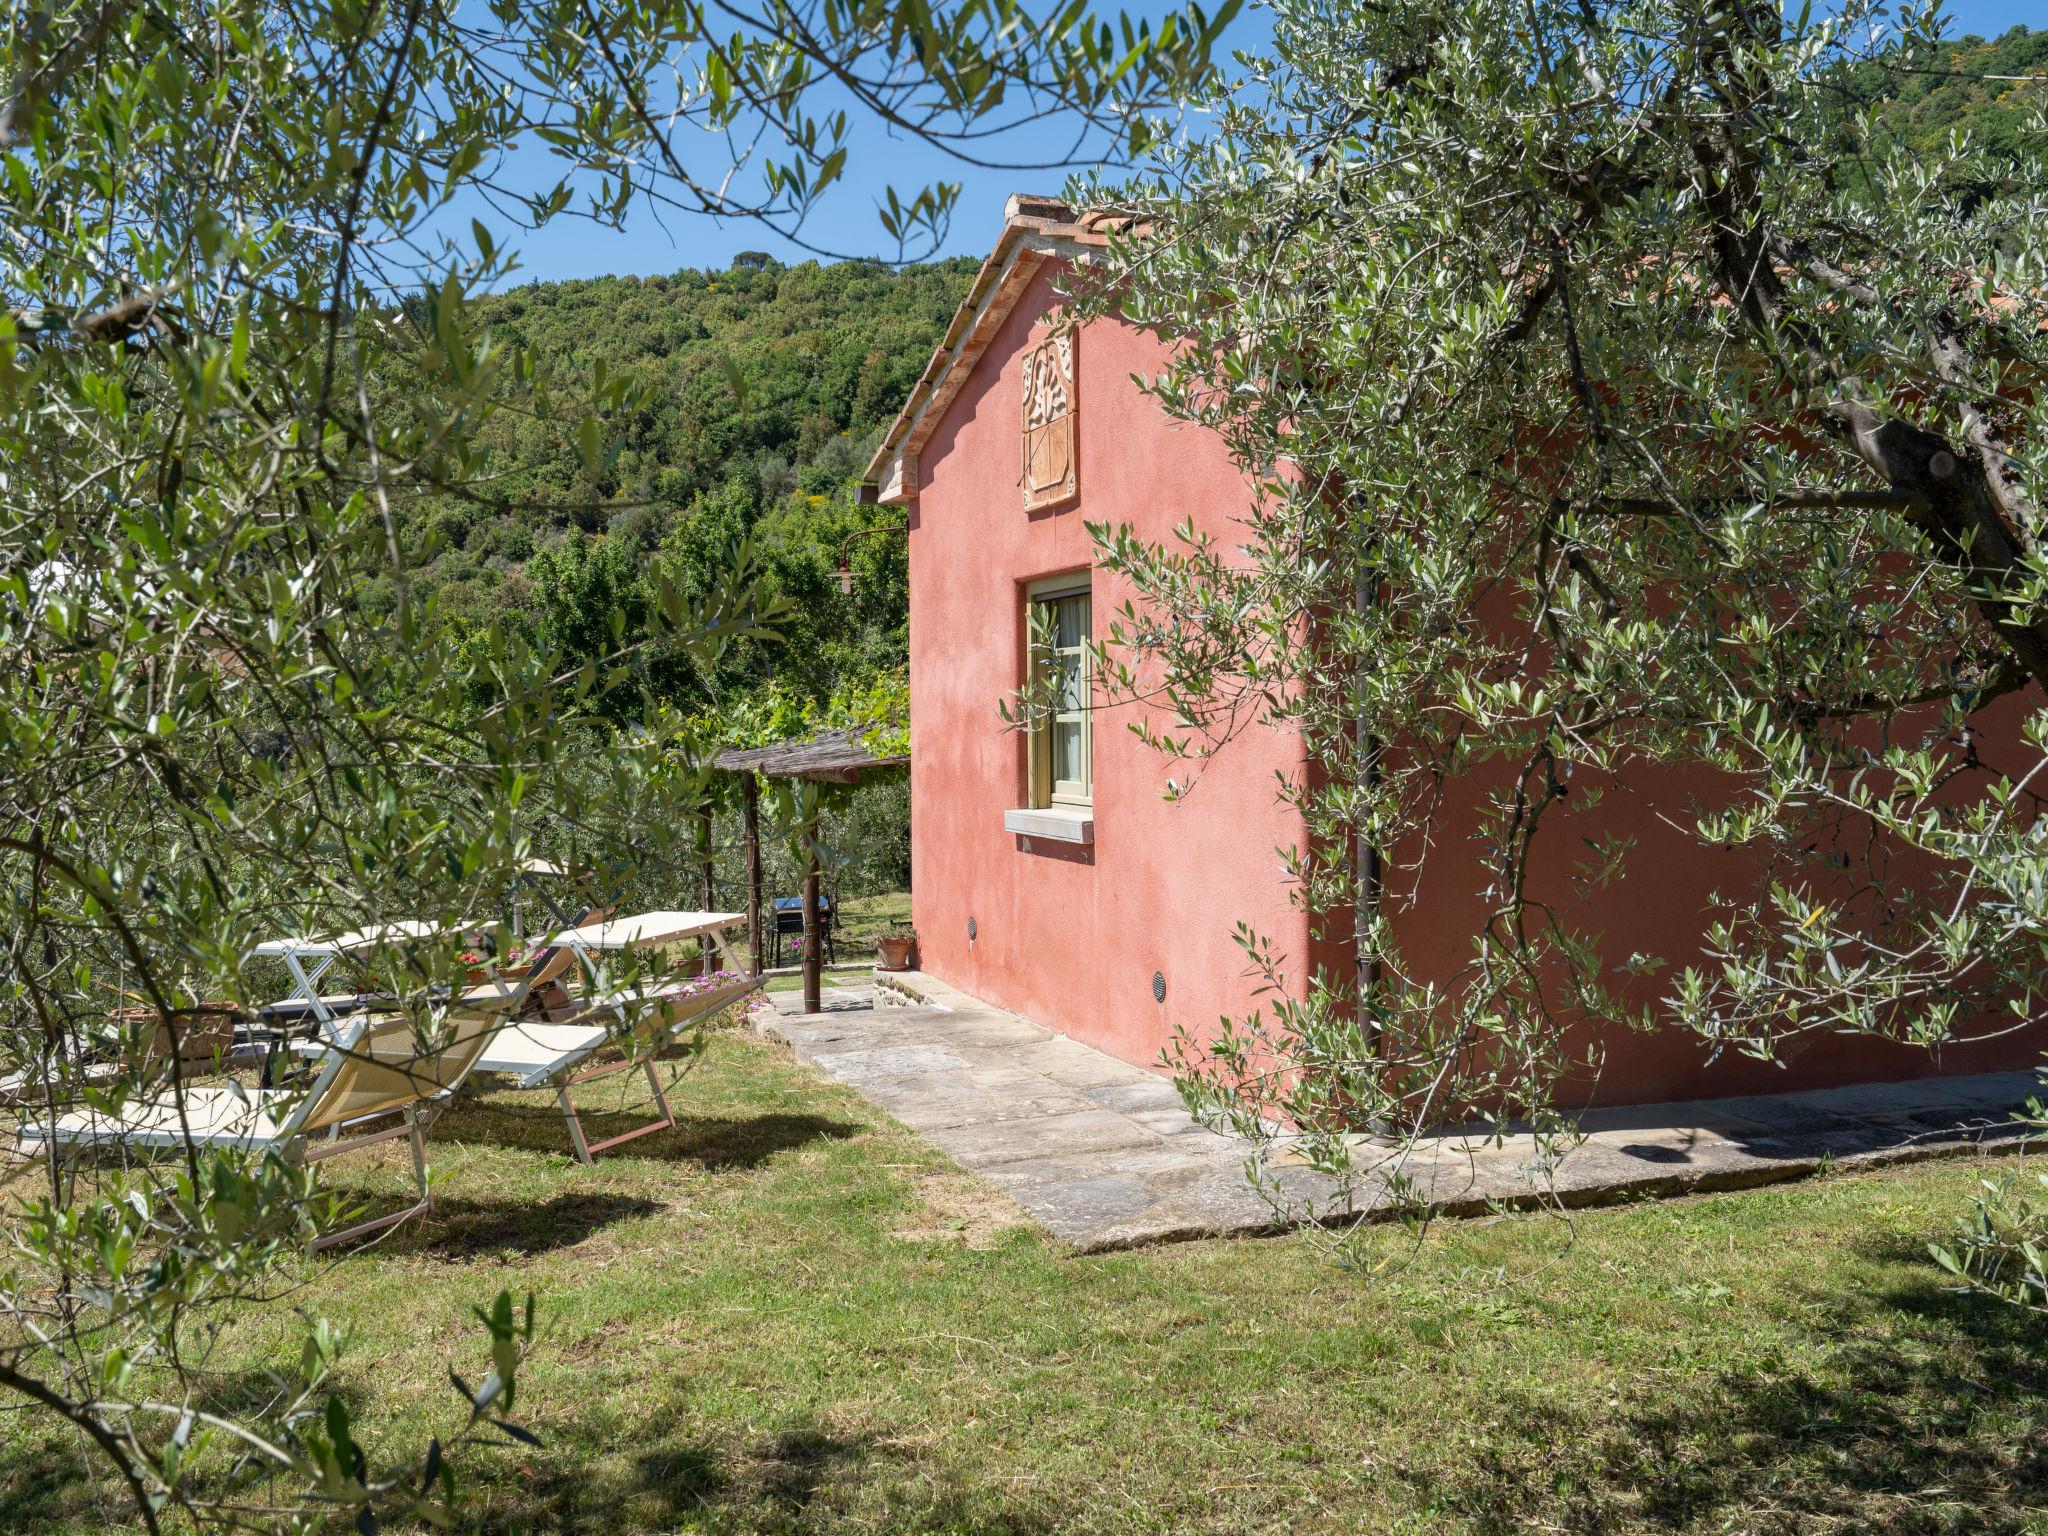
764 973 2043 1252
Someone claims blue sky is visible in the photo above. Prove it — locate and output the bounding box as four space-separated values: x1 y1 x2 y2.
471 0 2042 287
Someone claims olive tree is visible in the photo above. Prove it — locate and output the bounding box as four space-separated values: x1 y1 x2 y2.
0 0 1235 1527
1067 2 2047 1242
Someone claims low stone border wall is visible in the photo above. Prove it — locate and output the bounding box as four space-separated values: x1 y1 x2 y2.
873 968 951 1010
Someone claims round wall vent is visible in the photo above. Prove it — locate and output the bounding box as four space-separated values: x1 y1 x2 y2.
968 915 977 942
1152 970 1166 1004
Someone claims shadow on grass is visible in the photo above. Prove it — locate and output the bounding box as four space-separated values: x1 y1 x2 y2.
441 1098 864 1169
662 1112 864 1170
0 1416 1061 1536
0 1449 94 1534
0 1364 387 1535
374 1190 666 1260
494 1420 1065 1536
1420 1266 2048 1535
627 1426 874 1515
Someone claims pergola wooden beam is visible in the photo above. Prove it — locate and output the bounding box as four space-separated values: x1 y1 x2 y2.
711 729 909 781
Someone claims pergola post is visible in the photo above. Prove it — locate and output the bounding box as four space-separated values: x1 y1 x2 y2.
741 773 764 975
802 799 823 1016
696 797 717 974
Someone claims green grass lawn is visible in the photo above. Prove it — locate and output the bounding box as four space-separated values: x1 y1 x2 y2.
7 1019 2048 1535
833 891 911 953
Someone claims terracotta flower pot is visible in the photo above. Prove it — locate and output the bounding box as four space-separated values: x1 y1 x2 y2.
110 1003 239 1065
875 934 914 972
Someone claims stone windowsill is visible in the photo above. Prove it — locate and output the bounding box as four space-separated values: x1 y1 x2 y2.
1003 805 1094 844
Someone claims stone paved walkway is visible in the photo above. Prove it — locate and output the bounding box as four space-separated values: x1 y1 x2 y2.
763 973 2041 1252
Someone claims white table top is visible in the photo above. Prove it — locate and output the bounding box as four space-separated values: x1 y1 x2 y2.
549 910 745 950
249 919 464 958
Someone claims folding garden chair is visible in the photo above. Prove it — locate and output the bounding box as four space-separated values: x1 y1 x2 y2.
468 972 763 1162
254 912 601 1031
0 1004 241 1106
19 1001 518 1249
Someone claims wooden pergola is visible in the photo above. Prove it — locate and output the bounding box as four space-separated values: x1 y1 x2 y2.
713 727 910 1015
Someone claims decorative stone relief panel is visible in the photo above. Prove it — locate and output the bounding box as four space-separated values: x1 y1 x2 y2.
1020 326 1077 511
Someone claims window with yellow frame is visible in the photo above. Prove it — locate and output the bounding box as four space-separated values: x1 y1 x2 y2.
1026 580 1092 807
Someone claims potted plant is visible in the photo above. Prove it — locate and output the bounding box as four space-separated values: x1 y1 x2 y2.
875 923 916 972
459 930 500 987
110 1000 240 1067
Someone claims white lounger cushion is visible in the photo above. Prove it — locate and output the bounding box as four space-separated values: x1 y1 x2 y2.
472 1022 610 1089
0 1059 121 1106
469 978 757 1091
20 1086 291 1152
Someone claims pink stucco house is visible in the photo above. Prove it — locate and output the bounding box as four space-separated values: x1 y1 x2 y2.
862 196 1307 1073
861 194 2047 1106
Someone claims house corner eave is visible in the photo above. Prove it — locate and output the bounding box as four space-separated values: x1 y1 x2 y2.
870 446 919 508
859 195 1106 509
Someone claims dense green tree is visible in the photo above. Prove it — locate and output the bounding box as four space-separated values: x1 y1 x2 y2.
528 531 650 708
402 254 962 722
0 0 1236 1526
1069 8 2047 1255
449 257 975 518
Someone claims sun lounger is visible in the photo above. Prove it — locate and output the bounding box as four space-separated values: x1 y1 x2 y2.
17 999 522 1249
248 919 463 1033
255 909 606 1034
471 973 762 1162
277 940 579 1063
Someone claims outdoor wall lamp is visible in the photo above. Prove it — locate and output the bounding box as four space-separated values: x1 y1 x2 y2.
837 521 908 596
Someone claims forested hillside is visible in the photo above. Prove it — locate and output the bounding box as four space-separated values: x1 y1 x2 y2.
1830 24 2048 173
468 255 975 517
382 254 978 724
